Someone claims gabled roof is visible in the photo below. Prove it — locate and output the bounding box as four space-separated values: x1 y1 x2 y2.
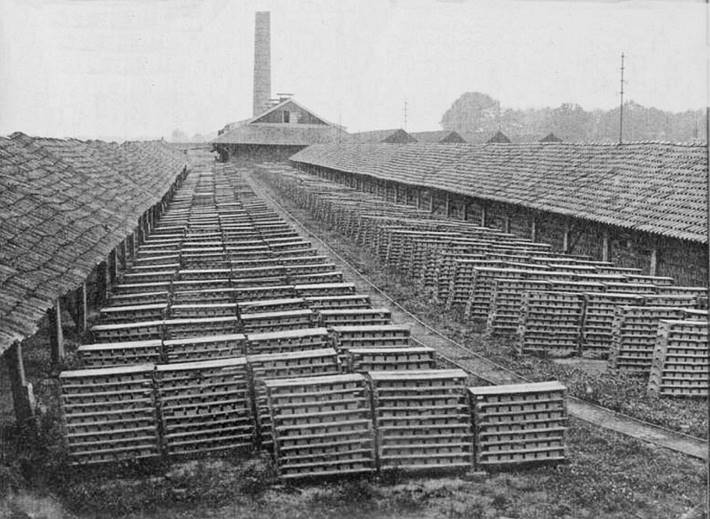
409 130 466 144
349 129 417 144
540 132 563 143
487 130 512 143
247 97 338 127
0 135 186 354
290 141 708 244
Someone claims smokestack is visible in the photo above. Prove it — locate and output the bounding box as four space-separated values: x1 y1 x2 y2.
253 11 271 117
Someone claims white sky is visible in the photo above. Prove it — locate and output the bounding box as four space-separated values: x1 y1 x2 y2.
0 0 707 139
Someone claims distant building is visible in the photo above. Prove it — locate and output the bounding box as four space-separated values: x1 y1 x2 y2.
487 130 512 143
409 130 466 144
349 128 417 144
540 132 563 143
212 96 346 161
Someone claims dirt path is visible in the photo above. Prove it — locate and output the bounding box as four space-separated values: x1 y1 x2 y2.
245 170 708 462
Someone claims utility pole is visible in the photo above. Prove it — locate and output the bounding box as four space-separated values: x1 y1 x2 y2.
619 52 625 144
403 99 408 131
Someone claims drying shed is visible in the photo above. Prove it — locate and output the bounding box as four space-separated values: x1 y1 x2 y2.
290 141 708 286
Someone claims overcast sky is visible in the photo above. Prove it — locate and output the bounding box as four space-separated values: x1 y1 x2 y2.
0 0 707 140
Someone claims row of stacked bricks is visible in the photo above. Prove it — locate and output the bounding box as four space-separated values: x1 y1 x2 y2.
251 163 576 469
58 158 570 474
255 163 709 398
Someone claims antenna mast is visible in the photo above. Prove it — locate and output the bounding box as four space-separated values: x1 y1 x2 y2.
619 52 625 144
403 99 408 131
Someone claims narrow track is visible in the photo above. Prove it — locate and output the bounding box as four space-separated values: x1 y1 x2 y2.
245 168 708 461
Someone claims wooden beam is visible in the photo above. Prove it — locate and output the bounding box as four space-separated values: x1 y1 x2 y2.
649 247 658 276
445 193 451 217
480 205 487 227
74 282 88 332
530 217 537 242
119 239 127 271
416 189 422 210
109 248 118 285
562 220 570 253
429 191 435 213
603 229 611 261
504 215 511 234
96 261 109 306
462 202 469 221
5 341 35 426
48 300 64 366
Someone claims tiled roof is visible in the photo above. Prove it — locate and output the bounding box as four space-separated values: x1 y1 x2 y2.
348 129 417 144
409 130 466 144
290 141 707 243
211 123 346 146
0 135 186 354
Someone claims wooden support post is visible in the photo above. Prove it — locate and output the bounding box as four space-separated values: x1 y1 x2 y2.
416 189 422 210
5 342 34 426
129 232 136 260
445 193 451 217
602 228 611 262
96 261 108 306
562 221 571 253
530 217 537 242
462 202 469 221
75 282 88 332
649 247 658 276
480 205 487 227
504 215 511 234
119 239 127 270
48 300 64 366
109 248 118 285
394 184 400 204
429 191 435 213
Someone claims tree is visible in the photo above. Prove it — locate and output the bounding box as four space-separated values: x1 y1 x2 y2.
440 92 501 133
544 103 592 142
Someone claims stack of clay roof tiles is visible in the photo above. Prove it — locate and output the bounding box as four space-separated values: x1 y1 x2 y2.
0 133 187 354
290 142 707 243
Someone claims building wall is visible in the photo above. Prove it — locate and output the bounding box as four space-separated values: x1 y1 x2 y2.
217 143 305 162
255 101 327 125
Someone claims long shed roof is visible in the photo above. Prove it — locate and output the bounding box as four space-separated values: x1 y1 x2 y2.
290 141 707 244
0 135 186 354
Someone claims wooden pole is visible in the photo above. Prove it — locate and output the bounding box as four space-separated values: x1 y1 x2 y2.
602 228 611 262
445 193 451 217
96 261 108 306
504 215 512 234
5 341 34 425
429 191 435 213
416 189 422 210
109 248 118 285
119 239 127 271
649 247 658 277
48 300 64 366
480 205 487 227
530 217 537 242
463 202 469 221
562 221 571 253
75 282 88 332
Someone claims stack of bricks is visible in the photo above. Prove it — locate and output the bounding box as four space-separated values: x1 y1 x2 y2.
468 381 567 466
59 364 161 465
369 370 472 471
648 320 708 397
154 357 253 457
265 374 376 479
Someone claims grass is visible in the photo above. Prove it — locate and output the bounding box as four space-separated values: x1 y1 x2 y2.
262 175 708 439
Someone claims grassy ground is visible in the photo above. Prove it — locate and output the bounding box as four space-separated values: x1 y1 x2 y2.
265 179 708 440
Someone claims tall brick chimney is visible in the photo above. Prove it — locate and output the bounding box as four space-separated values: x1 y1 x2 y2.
253 11 271 117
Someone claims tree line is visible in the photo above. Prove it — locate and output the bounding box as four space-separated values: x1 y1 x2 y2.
440 92 706 143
